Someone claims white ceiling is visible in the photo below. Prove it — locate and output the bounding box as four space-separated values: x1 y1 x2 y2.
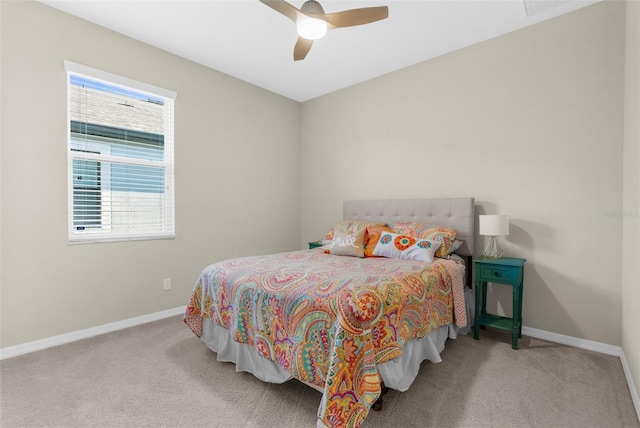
40 0 599 102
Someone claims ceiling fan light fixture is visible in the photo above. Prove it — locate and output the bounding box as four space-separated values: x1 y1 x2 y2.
259 0 389 60
296 18 327 40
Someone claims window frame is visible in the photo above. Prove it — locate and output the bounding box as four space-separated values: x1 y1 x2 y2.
65 61 176 244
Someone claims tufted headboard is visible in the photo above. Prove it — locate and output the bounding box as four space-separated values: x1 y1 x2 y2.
343 198 475 257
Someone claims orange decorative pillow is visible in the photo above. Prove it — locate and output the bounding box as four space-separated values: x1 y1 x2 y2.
364 224 393 257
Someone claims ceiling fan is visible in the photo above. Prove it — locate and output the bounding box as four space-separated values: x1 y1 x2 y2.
259 0 389 61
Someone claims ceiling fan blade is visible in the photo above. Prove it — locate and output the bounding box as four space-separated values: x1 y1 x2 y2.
294 37 313 61
321 6 389 28
259 0 302 22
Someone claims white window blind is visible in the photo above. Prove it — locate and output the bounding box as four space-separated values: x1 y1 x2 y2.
65 61 176 243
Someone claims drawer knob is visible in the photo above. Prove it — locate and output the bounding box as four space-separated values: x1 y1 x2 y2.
493 271 501 277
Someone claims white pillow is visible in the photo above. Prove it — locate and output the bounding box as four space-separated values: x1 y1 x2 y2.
372 231 441 263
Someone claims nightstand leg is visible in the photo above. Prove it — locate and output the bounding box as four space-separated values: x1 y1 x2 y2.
519 281 524 338
512 283 521 349
474 281 482 340
481 282 488 317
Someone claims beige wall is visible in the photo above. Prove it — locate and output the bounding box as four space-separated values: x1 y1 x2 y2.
0 0 635 388
623 0 640 408
301 1 626 345
0 1 301 348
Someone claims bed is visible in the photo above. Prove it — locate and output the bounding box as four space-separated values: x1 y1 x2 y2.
184 198 475 428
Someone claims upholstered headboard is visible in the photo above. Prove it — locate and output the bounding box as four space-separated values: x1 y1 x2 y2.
343 198 475 257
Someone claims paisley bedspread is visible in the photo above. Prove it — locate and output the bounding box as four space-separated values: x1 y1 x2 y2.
184 249 466 428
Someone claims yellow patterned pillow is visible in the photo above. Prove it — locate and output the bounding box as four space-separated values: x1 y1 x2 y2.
391 221 429 237
418 226 458 258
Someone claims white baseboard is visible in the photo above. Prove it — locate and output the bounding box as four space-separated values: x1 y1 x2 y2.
0 306 185 360
522 326 623 356
620 350 640 423
523 326 640 421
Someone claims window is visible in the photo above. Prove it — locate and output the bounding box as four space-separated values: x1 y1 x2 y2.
65 61 176 243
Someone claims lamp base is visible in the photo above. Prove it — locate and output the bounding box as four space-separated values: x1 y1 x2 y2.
483 236 504 258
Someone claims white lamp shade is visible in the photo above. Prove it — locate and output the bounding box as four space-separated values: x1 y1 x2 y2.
479 215 509 236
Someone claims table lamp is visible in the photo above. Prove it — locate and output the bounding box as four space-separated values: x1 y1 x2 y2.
479 214 509 258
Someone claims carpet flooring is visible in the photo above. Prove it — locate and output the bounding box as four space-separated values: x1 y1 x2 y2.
1 316 638 427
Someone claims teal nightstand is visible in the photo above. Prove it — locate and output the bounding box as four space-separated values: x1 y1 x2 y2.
474 257 526 349
308 240 323 249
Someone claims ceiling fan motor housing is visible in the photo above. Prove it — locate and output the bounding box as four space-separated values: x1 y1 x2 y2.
301 0 325 15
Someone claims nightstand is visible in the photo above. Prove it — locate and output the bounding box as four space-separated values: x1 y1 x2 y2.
308 240 323 249
474 257 526 349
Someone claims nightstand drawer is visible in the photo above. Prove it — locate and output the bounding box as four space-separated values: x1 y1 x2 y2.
477 264 518 282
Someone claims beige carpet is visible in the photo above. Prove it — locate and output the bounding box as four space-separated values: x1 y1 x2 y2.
1 316 638 428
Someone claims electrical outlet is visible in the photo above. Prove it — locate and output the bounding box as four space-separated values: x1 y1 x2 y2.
163 278 171 291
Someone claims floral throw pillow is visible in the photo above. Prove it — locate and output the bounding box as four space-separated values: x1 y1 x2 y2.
372 231 441 263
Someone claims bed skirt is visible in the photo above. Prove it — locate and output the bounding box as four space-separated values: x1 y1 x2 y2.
199 287 474 393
